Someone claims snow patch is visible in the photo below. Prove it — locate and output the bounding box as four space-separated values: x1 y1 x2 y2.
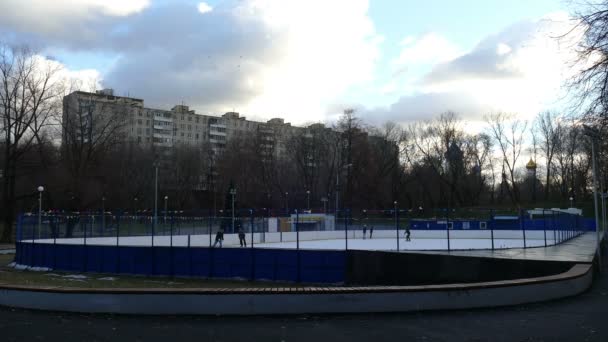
62 274 88 280
98 277 117 281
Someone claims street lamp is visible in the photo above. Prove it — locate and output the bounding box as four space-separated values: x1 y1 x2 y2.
285 192 289 215
102 196 106 229
584 124 601 258
569 196 574 208
37 186 44 239
164 195 168 224
306 190 311 210
335 163 353 225
394 201 399 251
230 188 237 232
153 161 160 230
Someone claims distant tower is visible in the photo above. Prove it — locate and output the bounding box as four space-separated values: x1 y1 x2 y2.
526 159 537 203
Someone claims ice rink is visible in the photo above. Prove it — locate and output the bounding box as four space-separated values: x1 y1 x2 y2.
24 229 567 251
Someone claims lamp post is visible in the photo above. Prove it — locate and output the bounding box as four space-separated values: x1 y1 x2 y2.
569 196 574 208
584 125 601 260
230 188 237 233
153 161 160 230
102 196 106 229
164 196 168 224
37 186 44 239
394 201 399 251
285 192 289 215
335 163 353 229
306 190 310 211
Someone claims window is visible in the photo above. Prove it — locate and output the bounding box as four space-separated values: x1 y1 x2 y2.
146 128 150 134
196 117 199 123
181 132 184 137
196 133 199 139
137 119 142 125
137 128 142 134
188 116 192 121
138 112 143 117
188 125 192 131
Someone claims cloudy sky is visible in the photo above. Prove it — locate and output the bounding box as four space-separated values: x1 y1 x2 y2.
0 0 584 125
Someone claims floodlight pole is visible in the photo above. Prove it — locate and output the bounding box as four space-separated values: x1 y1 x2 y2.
590 133 601 258
230 188 237 233
37 186 44 239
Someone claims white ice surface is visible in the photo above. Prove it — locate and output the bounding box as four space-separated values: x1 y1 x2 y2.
21 229 564 251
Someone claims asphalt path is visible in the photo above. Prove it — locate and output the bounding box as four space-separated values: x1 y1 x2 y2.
1 264 607 341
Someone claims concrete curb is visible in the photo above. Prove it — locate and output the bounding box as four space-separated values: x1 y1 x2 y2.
0 264 592 315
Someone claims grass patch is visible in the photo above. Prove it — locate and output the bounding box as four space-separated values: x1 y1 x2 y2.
0 254 308 289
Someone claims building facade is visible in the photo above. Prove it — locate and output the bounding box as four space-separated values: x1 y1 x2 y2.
62 89 305 158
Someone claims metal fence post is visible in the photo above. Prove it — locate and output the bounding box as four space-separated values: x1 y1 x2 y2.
296 209 301 283
395 202 399 251
83 215 88 272
188 234 192 277
344 208 348 250
250 209 255 281
208 214 212 248
490 209 494 250
446 208 451 252
552 210 556 245
543 209 547 247
520 208 526 248
116 213 121 273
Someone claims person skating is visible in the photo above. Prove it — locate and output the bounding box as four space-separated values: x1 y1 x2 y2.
213 228 224 248
405 224 411 241
369 226 374 239
238 228 247 247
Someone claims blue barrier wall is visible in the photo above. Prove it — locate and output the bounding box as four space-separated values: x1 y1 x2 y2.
409 217 596 231
15 242 346 284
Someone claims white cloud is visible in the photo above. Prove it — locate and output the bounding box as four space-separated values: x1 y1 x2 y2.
0 0 149 44
361 11 586 125
197 2 213 14
394 33 462 66
227 0 383 122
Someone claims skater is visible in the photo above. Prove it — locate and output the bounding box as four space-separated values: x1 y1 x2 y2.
369 225 374 239
361 210 368 239
405 224 411 241
238 228 247 247
213 228 224 247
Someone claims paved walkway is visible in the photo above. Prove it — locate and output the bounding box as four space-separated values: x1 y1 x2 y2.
419 232 598 263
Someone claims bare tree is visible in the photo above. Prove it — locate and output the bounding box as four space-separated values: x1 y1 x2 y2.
61 89 133 209
535 111 562 200
567 2 608 125
485 113 528 204
0 44 62 242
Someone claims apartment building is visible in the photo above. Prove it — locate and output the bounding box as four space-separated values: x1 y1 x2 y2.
62 89 305 158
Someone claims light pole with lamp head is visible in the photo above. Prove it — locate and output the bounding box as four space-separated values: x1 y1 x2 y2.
306 190 310 211
584 125 601 261
102 196 106 229
37 186 44 239
153 161 160 231
164 195 168 224
285 192 289 215
230 188 237 233
569 196 574 208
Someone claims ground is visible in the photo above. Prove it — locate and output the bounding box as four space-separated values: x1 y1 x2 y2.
0 254 606 341
0 254 302 289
